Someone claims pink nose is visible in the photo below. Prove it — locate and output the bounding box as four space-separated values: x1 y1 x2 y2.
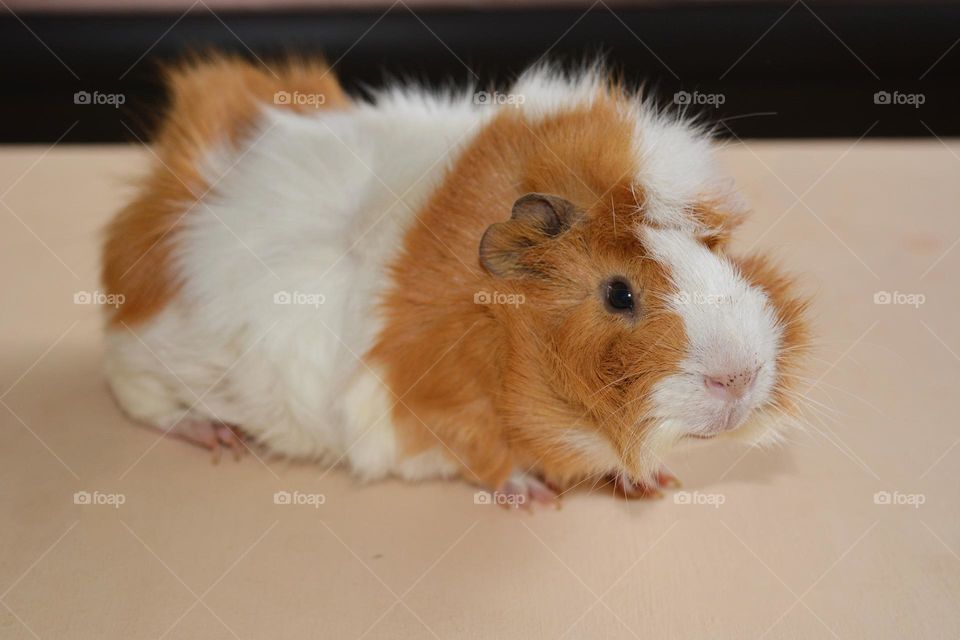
704 368 758 401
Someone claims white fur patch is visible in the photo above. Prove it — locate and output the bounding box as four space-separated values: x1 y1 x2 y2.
341 366 459 481
640 226 782 439
507 63 605 121
629 106 718 231
106 88 483 476
561 429 622 471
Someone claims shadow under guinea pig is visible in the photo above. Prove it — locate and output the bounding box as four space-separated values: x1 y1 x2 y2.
579 440 801 515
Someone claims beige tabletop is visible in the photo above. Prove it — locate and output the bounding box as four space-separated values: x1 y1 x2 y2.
1 139 958 639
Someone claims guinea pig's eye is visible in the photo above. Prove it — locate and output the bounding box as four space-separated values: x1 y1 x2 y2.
604 278 635 314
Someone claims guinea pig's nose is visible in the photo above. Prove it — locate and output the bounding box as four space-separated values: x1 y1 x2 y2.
704 368 758 401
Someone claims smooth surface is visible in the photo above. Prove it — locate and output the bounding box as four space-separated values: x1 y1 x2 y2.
1 140 959 638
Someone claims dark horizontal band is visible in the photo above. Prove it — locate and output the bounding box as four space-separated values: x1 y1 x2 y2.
0 2 957 142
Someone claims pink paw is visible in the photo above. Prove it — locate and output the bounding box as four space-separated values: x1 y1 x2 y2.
609 469 681 500
169 418 246 464
497 470 559 510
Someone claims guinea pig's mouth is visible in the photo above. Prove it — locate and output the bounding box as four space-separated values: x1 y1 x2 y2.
681 397 787 445
685 404 748 439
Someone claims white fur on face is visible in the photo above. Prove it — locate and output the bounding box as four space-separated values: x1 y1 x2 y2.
639 226 782 440
630 111 715 232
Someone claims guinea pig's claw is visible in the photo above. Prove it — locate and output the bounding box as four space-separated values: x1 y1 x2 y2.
207 425 246 465
656 470 682 489
217 425 246 462
499 471 558 510
165 418 246 464
610 470 680 500
612 478 662 500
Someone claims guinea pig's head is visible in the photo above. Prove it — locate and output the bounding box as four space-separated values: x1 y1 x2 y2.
479 189 809 485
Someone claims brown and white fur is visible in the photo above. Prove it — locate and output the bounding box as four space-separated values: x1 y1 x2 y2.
102 56 809 503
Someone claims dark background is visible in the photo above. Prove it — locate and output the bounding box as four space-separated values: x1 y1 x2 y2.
1 2 957 143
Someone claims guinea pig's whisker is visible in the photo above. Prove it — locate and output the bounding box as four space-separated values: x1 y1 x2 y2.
556 468 608 498
777 374 844 407
797 401 844 429
794 407 847 449
763 403 805 430
791 384 849 420
588 373 638 398
779 392 841 435
775 342 818 354
778 373 876 415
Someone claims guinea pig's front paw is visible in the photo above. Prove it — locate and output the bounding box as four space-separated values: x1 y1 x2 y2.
497 469 558 510
609 469 680 500
167 417 247 464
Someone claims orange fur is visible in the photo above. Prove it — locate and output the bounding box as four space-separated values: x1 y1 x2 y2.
373 96 680 489
732 254 812 412
101 55 349 326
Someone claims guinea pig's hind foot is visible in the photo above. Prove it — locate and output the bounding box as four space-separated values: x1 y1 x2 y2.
499 470 558 510
167 418 247 464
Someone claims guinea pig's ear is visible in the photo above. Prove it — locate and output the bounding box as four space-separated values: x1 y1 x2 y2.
479 193 582 278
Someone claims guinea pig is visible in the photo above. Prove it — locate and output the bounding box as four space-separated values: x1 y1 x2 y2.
101 55 809 505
